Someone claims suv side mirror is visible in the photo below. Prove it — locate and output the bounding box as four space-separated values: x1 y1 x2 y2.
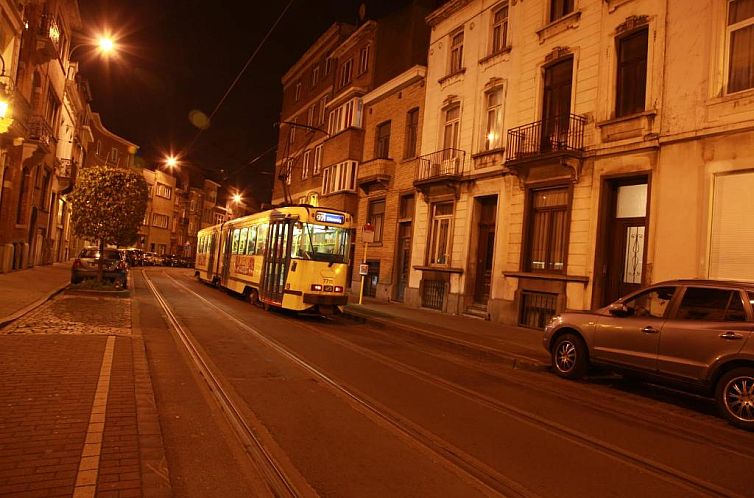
608 303 631 317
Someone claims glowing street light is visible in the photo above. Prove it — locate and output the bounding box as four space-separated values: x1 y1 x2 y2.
232 192 242 204
69 34 118 59
165 155 179 169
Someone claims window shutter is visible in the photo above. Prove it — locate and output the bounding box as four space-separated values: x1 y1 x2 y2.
710 171 754 280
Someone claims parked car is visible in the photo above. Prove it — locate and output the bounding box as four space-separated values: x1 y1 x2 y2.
71 247 129 288
125 248 143 267
161 254 179 267
544 279 754 430
143 252 158 266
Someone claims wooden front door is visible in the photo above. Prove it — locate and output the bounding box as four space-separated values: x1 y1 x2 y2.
473 197 497 304
542 58 573 151
394 222 412 302
603 181 648 305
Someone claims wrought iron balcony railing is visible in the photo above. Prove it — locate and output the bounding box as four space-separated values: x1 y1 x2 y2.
28 115 55 147
505 114 586 162
415 148 465 182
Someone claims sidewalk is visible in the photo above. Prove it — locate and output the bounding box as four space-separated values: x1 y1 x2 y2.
0 262 72 326
0 266 171 498
344 298 550 366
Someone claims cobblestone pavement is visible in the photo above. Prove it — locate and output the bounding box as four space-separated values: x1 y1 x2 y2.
2 295 132 336
0 291 171 498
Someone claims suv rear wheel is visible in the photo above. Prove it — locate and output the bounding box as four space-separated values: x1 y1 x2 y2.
716 367 754 431
552 333 589 379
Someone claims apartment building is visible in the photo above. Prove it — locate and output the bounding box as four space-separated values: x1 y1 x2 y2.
0 0 90 272
412 0 754 329
354 66 427 301
272 23 355 207
139 168 176 255
83 112 138 169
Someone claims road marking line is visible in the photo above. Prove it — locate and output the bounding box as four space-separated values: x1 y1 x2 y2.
73 335 115 498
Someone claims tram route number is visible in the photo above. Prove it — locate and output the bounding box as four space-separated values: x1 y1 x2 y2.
359 264 369 276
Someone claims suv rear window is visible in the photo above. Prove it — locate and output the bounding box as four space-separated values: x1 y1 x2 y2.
676 287 747 322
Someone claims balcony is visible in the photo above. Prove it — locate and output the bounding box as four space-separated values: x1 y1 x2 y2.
27 115 56 153
55 158 76 195
505 114 586 182
35 13 60 64
357 157 394 194
413 148 465 200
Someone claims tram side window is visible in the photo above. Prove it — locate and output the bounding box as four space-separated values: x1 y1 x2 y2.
255 224 268 255
247 226 258 255
232 229 240 254
239 228 248 254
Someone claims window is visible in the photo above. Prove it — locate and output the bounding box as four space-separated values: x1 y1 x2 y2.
483 88 503 151
156 183 172 199
429 202 454 265
727 0 754 93
449 30 464 74
109 147 119 164
295 82 302 102
328 97 362 135
302 149 311 179
623 286 676 319
96 140 102 156
307 105 316 127
368 199 385 243
710 171 754 280
550 0 574 22
339 58 353 88
322 160 358 194
616 28 648 118
324 57 333 75
232 229 240 254
285 158 294 185
288 119 296 145
246 226 258 254
676 288 747 321
375 121 391 159
359 45 370 74
443 104 461 150
313 144 323 175
404 108 420 158
308 192 319 206
152 213 169 229
256 224 268 255
491 3 509 54
526 186 569 272
319 95 328 125
400 194 415 219
16 168 30 224
312 65 320 86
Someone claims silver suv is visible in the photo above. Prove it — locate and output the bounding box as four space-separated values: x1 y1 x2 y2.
543 280 754 430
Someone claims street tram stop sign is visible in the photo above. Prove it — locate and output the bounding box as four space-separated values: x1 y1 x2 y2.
362 223 375 243
359 264 369 276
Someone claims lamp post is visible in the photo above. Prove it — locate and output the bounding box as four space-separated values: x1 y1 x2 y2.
69 36 117 59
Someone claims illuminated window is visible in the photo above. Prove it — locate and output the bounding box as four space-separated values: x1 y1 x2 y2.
302 149 311 179
313 144 323 175
152 213 169 229
328 98 362 135
525 186 570 272
322 160 358 195
156 183 172 199
483 88 503 151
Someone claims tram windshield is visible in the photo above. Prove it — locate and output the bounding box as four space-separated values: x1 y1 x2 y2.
292 223 350 264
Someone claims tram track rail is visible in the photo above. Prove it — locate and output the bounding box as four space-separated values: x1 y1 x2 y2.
162 272 537 498
164 270 753 497
142 271 307 498
288 318 751 498
314 314 754 462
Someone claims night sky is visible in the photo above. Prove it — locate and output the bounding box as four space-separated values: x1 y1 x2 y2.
76 0 418 205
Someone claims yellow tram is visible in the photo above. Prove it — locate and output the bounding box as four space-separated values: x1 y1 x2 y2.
195 206 352 314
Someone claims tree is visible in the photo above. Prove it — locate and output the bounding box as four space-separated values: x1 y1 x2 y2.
69 166 148 282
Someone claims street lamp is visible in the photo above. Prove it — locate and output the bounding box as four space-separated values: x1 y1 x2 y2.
69 35 117 59
165 155 179 169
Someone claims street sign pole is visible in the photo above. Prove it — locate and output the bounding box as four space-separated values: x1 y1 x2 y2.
359 223 375 305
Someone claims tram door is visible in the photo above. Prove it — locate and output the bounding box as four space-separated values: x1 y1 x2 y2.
220 227 233 285
206 231 218 281
261 219 293 305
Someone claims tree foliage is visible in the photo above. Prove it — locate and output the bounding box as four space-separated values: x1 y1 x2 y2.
69 166 148 247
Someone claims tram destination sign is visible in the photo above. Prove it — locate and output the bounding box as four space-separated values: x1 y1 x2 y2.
315 211 345 225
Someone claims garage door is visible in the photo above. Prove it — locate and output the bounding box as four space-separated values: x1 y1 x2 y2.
710 171 754 281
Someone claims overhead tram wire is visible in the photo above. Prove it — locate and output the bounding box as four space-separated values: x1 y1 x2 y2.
181 0 297 157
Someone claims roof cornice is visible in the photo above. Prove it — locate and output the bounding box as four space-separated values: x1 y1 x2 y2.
330 20 377 59
426 0 473 27
282 23 354 85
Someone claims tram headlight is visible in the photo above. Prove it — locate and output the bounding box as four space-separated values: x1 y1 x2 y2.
311 284 323 291
334 286 343 293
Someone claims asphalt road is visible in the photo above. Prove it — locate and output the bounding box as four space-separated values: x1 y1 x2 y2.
135 268 754 498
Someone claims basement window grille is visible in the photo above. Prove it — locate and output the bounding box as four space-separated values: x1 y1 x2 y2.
519 291 558 329
421 279 447 310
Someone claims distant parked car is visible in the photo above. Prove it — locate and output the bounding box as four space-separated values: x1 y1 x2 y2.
125 248 143 267
143 252 158 266
544 279 754 430
71 247 128 288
